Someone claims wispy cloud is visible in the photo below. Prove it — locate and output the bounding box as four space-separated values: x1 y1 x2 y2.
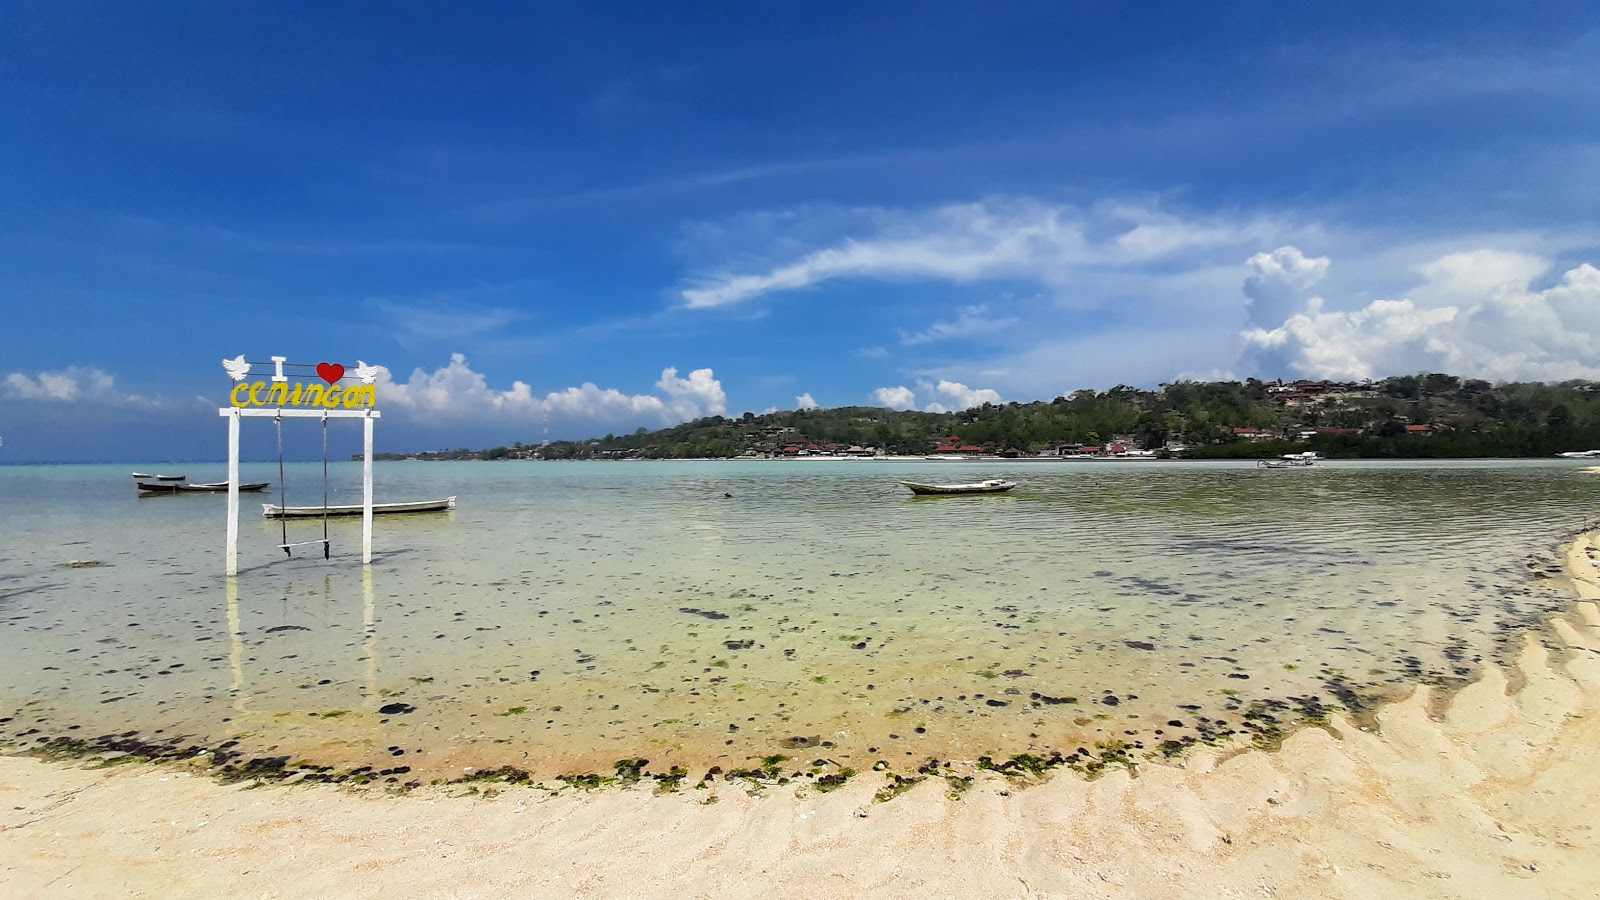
679 197 1294 309
372 300 522 344
899 304 1017 345
2 365 153 407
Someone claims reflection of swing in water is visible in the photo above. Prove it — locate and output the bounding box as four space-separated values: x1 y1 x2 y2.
272 411 332 560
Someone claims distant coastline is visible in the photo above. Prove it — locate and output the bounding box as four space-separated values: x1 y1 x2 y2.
367 374 1600 464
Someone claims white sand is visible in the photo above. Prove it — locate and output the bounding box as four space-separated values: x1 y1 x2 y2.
4 534 1600 899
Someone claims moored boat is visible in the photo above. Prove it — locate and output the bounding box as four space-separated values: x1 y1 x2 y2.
262 496 457 518
1258 452 1322 469
130 472 186 481
901 479 1017 495
137 481 270 493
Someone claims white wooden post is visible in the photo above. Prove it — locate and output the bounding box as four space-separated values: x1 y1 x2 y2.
226 409 240 576
362 411 374 564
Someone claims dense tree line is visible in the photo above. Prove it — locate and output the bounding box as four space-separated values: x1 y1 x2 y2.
385 375 1600 461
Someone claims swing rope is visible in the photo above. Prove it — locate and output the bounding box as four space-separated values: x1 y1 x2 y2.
321 411 330 560
273 410 333 558
276 413 289 556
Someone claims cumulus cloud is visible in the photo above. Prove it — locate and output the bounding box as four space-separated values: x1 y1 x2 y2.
795 392 819 410
870 380 1001 412
899 304 1017 345
2 366 149 406
871 385 918 410
377 354 728 429
378 353 541 417
681 197 1290 309
1243 246 1330 328
655 366 727 420
929 379 1002 410
1241 248 1600 381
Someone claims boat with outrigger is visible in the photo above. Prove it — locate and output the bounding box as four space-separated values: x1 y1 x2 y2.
900 478 1017 496
262 496 457 518
137 480 269 493
1258 451 1322 469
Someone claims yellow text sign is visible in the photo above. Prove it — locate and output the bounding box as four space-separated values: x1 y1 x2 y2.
230 381 377 409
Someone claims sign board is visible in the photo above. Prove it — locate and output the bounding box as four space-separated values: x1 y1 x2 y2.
224 355 378 409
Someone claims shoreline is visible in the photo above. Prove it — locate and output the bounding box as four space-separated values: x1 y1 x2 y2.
4 536 1600 896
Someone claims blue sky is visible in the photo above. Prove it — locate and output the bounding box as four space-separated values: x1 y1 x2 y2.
3 3 1600 460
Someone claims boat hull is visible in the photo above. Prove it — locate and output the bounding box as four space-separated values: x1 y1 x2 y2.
262 496 457 518
138 481 270 493
900 481 1017 495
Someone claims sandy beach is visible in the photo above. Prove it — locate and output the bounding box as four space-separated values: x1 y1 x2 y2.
2 533 1598 898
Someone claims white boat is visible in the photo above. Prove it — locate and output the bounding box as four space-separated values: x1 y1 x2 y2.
131 472 186 481
901 479 1017 495
1258 452 1322 469
262 496 457 518
1558 450 1600 458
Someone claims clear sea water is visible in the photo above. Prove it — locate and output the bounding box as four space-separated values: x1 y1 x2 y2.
1 459 1594 779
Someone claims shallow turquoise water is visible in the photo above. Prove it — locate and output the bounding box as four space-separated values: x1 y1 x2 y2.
0 459 1593 778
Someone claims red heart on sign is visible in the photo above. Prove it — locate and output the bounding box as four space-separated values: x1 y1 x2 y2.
316 362 345 384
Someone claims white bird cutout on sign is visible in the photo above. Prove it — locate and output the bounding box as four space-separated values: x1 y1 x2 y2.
222 355 251 381
354 361 380 385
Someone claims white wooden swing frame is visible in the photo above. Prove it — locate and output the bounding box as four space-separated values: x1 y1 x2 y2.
218 406 381 575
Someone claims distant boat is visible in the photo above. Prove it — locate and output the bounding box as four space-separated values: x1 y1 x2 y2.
1558 450 1600 458
131 472 186 481
901 479 1017 496
137 481 269 493
262 496 457 518
1258 452 1322 469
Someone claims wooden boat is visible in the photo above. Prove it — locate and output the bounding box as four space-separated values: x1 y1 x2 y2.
131 472 186 481
901 479 1017 496
137 481 270 493
262 496 457 518
1258 452 1322 469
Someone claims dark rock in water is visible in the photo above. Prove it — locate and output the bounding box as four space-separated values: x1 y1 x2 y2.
1100 695 1120 706
1123 640 1156 651
985 699 1009 707
1002 669 1029 678
378 702 416 715
265 625 311 634
778 735 820 749
723 640 755 650
1227 672 1251 680
679 607 729 620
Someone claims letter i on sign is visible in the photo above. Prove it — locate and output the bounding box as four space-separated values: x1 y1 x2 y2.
271 356 288 383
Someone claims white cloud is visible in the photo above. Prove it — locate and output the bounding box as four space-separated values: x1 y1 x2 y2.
1241 248 1600 381
899 304 1017 345
2 366 150 406
1243 246 1330 328
680 197 1292 309
378 353 542 417
870 380 1001 412
655 366 727 420
871 385 918 410
795 392 819 410
927 379 1002 410
373 301 519 343
377 354 729 429
541 383 666 420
